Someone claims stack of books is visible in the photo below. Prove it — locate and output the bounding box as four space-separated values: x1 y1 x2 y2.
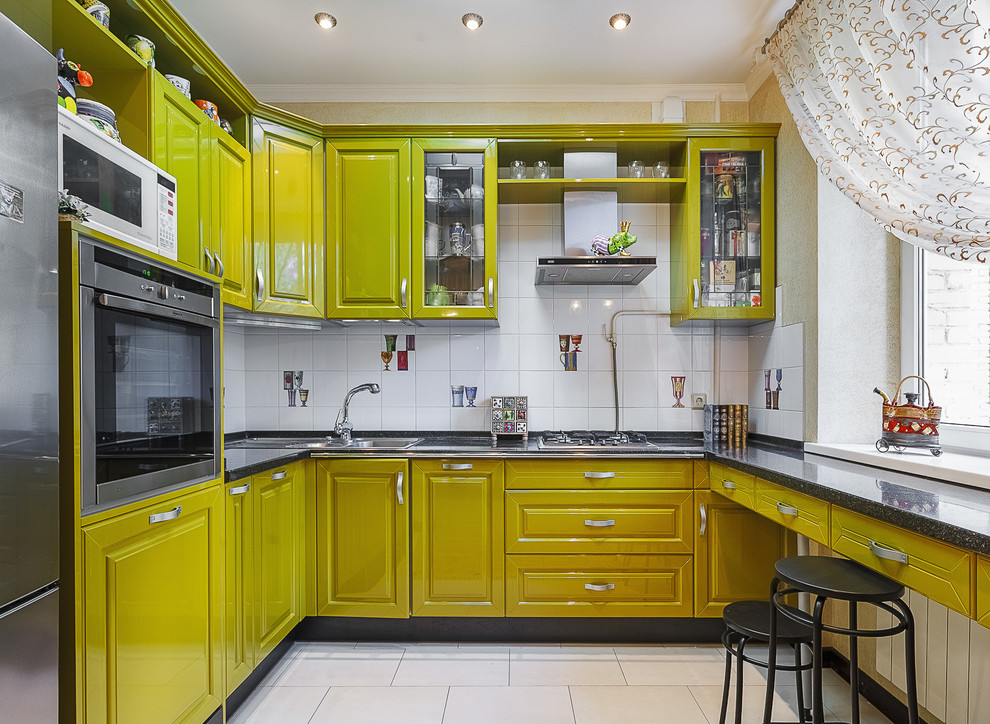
704 404 748 449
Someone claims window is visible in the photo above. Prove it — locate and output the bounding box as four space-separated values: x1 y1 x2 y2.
902 245 990 451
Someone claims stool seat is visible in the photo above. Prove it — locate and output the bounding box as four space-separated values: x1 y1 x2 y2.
775 556 904 602
723 600 812 644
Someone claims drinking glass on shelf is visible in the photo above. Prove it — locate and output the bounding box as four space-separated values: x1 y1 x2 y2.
509 160 527 179
653 161 670 178
534 161 550 179
628 160 645 178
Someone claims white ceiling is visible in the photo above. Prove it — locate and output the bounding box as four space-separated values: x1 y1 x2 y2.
168 0 793 103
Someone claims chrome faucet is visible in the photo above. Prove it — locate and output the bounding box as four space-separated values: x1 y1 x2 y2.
334 382 381 441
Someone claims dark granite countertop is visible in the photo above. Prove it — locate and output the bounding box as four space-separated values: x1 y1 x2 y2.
223 432 990 555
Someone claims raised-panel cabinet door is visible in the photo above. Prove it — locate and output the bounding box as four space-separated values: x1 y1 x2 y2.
254 464 302 659
316 459 409 618
694 490 783 617
81 486 223 724
411 460 504 616
214 128 252 309
224 478 255 694
252 118 325 317
325 139 411 318
153 75 213 275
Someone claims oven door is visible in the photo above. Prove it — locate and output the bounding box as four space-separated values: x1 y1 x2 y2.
79 287 221 512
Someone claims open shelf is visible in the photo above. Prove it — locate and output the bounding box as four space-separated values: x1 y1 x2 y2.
497 177 686 204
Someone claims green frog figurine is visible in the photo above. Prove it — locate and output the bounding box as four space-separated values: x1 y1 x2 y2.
592 221 637 256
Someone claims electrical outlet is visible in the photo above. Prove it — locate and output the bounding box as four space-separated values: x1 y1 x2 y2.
691 393 707 409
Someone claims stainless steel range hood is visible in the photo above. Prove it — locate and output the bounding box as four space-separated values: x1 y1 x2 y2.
535 256 657 285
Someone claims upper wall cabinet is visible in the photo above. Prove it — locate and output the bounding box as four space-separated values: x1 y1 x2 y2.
412 139 498 320
214 129 252 309
671 137 776 325
252 118 325 318
325 139 411 319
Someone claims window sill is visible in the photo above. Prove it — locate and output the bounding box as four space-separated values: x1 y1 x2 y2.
804 442 990 493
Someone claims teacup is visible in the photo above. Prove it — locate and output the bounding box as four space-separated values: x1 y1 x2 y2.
86 3 110 28
193 99 219 124
125 34 155 67
164 74 191 99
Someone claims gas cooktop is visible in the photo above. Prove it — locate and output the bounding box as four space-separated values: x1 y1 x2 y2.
537 430 658 450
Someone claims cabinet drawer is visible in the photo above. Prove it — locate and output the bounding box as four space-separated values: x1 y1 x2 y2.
505 459 693 490
978 556 990 629
505 554 693 617
505 490 693 554
710 464 757 509
754 479 829 545
830 507 973 617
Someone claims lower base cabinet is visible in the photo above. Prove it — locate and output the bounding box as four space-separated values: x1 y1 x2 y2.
80 485 223 724
224 477 255 695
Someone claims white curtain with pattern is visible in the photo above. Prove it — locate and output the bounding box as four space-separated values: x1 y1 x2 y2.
764 0 990 262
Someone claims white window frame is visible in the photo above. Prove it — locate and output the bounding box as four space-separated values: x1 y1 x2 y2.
901 244 990 454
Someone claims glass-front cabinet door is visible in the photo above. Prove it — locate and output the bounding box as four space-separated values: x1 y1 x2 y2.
412 139 497 320
673 137 775 325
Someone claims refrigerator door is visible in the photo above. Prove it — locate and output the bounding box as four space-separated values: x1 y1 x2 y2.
0 587 58 722
0 12 59 606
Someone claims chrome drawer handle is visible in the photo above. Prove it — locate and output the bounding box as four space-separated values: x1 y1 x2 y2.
214 253 224 278
488 277 494 307
584 583 615 592
722 480 737 490
776 502 799 516
204 248 214 274
584 471 615 479
256 270 265 301
693 278 700 309
397 471 404 505
699 503 707 535
271 470 287 480
443 463 473 471
228 483 250 496
584 519 616 527
869 540 908 564
400 278 407 309
149 505 181 524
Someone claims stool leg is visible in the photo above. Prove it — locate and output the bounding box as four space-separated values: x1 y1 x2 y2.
895 599 920 724
719 631 733 724
763 577 781 724
735 635 748 724
849 601 860 724
792 643 807 724
811 595 826 724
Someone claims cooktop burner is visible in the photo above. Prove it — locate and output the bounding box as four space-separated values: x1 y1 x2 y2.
537 430 658 450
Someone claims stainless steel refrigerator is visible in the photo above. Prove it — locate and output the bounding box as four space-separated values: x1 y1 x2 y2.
0 11 59 723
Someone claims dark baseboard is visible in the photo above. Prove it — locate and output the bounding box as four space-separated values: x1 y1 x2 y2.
225 629 299 719
824 647 933 724
203 707 222 724
295 615 726 644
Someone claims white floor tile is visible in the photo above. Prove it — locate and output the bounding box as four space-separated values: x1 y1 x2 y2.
309 686 448 724
274 644 404 687
689 684 815 724
227 685 328 724
442 686 574 724
822 685 895 724
392 645 510 686
509 646 626 686
570 685 708 724
616 646 765 686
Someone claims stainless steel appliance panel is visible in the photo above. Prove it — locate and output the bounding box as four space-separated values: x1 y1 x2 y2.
0 11 59 606
0 587 59 722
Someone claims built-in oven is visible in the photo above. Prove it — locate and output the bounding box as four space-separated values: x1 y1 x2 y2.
78 237 221 513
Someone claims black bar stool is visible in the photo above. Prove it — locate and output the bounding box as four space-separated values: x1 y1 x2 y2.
719 600 814 724
765 556 920 724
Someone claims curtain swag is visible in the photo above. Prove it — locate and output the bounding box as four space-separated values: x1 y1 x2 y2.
764 0 990 263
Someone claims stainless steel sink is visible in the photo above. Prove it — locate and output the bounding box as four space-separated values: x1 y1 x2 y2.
286 437 421 450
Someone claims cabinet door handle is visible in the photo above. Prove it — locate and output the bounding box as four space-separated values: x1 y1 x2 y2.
400 278 407 309
149 505 182 524
722 480 737 490
228 483 250 496
271 470 287 480
869 540 908 564
396 471 404 505
256 270 265 301
584 583 615 592
443 463 473 471
693 278 700 309
776 502 799 516
214 253 224 278
584 519 615 528
584 471 615 479
204 248 215 275
699 504 707 536
488 277 494 307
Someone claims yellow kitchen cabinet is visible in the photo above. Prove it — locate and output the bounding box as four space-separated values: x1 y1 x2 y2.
505 489 694 555
214 127 252 309
831 506 974 617
254 462 306 660
694 490 784 617
252 118 325 317
505 554 694 617
709 462 758 509
505 458 694 490
153 72 214 276
411 139 498 320
81 485 223 724
316 458 409 618
325 139 411 318
224 477 255 695
754 477 830 546
411 460 504 616
977 556 990 628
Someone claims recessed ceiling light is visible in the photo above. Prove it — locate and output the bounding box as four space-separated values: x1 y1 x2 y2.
315 12 337 30
462 13 483 30
609 13 631 30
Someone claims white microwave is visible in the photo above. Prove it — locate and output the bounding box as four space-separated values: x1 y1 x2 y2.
57 106 178 260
